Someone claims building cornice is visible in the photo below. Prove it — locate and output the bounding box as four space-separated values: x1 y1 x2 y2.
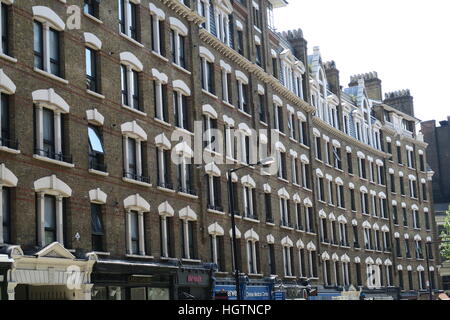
199 29 315 114
312 117 388 158
159 0 205 24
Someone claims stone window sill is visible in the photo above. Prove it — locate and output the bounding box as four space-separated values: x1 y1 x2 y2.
34 68 69 84
33 154 75 168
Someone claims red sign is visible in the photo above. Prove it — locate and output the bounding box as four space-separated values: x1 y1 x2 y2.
187 275 203 284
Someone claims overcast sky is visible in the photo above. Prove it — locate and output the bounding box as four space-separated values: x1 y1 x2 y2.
274 0 450 124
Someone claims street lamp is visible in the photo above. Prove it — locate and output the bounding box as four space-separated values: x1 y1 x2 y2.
228 157 275 300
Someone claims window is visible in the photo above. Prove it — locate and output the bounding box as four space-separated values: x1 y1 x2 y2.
405 239 411 258
279 197 290 227
339 222 348 247
277 150 287 180
236 29 244 55
323 260 331 285
358 158 367 179
291 157 299 185
325 141 331 165
91 203 105 252
174 91 190 131
268 243 276 275
34 20 61 77
299 118 308 146
207 175 222 212
237 77 249 113
419 154 425 172
177 156 195 196
347 152 353 174
35 102 71 163
247 240 260 274
252 1 261 29
170 28 187 69
154 79 168 122
350 189 356 211
333 147 342 170
356 263 362 287
1 187 11 244
157 148 172 190
283 246 294 277
413 209 420 229
0 93 15 149
315 137 322 160
422 182 428 201
181 219 197 260
400 176 405 196
255 43 262 67
407 149 415 169
403 207 408 227
265 193 273 223
84 0 100 18
161 215 174 258
221 66 232 105
87 126 106 172
328 180 334 206
337 184 345 208
121 65 140 111
320 218 328 243
86 47 99 92
390 173 396 193
1 2 10 56
317 177 325 202
211 234 225 271
243 186 257 219
301 162 311 189
123 137 149 184
408 270 414 290
393 205 399 225
309 249 318 278
201 56 215 94
129 211 141 255
119 0 139 40
353 225 359 248
396 238 402 257
305 206 314 233
288 111 296 139
397 145 403 165
274 104 284 133
377 165 385 185
150 11 165 56
361 191 369 215
43 195 57 246
258 93 266 123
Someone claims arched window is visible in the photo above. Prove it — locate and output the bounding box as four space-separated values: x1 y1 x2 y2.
34 175 72 247
124 194 150 256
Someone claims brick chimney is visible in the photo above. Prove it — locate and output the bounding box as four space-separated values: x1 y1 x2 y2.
348 72 383 101
383 90 415 117
324 61 340 96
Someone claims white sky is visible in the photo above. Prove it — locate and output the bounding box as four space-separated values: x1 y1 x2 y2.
274 0 450 124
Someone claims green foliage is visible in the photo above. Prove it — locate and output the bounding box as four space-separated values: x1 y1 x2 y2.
441 206 450 260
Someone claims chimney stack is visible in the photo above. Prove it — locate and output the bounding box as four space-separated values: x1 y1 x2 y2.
348 72 383 101
383 90 415 118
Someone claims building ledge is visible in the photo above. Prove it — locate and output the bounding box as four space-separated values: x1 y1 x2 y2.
86 89 105 100
83 12 103 24
33 154 75 168
122 177 152 188
89 169 109 177
33 68 69 85
0 53 17 63
0 146 20 155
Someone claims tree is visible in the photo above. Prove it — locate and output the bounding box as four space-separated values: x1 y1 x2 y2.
440 206 450 260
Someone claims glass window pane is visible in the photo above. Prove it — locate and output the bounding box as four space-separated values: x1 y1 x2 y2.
127 139 136 172
147 288 169 300
2 188 10 242
43 108 54 142
91 204 103 234
44 195 56 229
88 127 104 153
33 21 43 69
86 48 93 77
130 287 146 300
130 211 138 239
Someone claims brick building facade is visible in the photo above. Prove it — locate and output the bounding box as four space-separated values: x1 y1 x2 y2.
0 0 439 300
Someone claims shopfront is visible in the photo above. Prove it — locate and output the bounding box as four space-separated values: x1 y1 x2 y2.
176 266 214 300
91 259 178 300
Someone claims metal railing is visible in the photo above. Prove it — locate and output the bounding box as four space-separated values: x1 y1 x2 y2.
36 148 73 163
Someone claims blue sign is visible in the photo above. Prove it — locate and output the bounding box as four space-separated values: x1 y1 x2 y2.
274 291 286 301
214 284 272 300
